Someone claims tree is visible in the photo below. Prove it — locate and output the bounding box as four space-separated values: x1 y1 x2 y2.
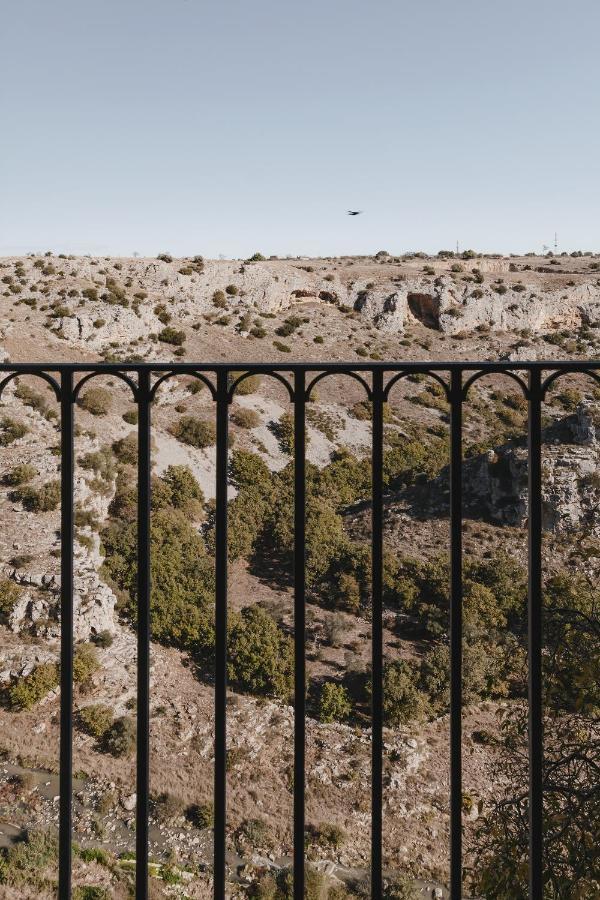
318 681 351 723
101 506 215 653
228 606 294 700
381 660 428 726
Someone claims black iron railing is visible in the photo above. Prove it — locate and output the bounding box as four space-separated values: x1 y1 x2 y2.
2 359 595 900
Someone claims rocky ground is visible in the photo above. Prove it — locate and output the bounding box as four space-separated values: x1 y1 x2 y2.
0 249 599 898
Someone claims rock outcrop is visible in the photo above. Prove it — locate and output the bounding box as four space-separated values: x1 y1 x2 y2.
461 403 600 533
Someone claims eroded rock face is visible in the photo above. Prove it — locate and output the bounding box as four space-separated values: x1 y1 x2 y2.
351 274 600 336
461 404 600 533
6 545 117 641
354 288 407 332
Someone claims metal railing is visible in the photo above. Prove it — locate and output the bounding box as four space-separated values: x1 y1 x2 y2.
2 359 594 900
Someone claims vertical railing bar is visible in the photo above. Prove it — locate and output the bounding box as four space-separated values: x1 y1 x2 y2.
136 369 151 900
528 368 543 899
214 369 229 899
449 368 463 899
58 370 74 900
371 369 384 900
293 370 306 900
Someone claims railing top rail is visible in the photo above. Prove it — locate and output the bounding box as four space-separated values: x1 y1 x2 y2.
1 359 599 372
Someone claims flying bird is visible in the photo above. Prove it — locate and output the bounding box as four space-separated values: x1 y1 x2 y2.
347 210 363 216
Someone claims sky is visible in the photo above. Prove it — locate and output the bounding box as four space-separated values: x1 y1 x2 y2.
1 0 599 258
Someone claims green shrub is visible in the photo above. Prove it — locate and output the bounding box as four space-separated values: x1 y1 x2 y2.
162 464 204 511
78 387 112 416
152 792 185 822
232 408 261 429
0 417 28 446
17 480 61 512
73 885 111 899
185 802 214 829
273 340 291 353
318 681 351 723
91 629 114 648
9 663 59 710
230 372 261 395
0 829 58 888
247 252 266 262
76 847 110 865
14 383 54 418
381 660 428 726
112 432 138 465
122 408 138 424
0 579 21 620
103 716 136 757
73 644 101 685
158 326 186 346
228 606 294 700
3 463 37 485
171 415 216 448
271 412 301 454
101 506 215 652
307 822 346 849
78 704 114 738
383 875 420 899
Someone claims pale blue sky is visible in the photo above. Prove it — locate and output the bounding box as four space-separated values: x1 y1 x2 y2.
2 0 599 258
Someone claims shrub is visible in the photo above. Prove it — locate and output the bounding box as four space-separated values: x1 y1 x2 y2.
212 290 227 308
104 716 136 757
0 417 28 446
272 412 296 454
232 408 260 429
171 415 216 449
17 480 61 512
228 606 294 700
273 340 291 353
318 681 351 723
122 408 138 424
157 252 173 263
382 660 428 726
0 579 21 620
78 704 114 738
73 886 111 899
112 432 138 465
185 802 214 829
14 383 54 418
247 252 266 262
225 284 239 296
152 792 185 822
383 875 420 899
91 629 114 649
307 822 346 849
158 326 186 346
230 372 261 395
3 463 37 486
78 387 112 416
0 829 58 888
162 464 204 507
73 644 101 685
9 663 59 710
